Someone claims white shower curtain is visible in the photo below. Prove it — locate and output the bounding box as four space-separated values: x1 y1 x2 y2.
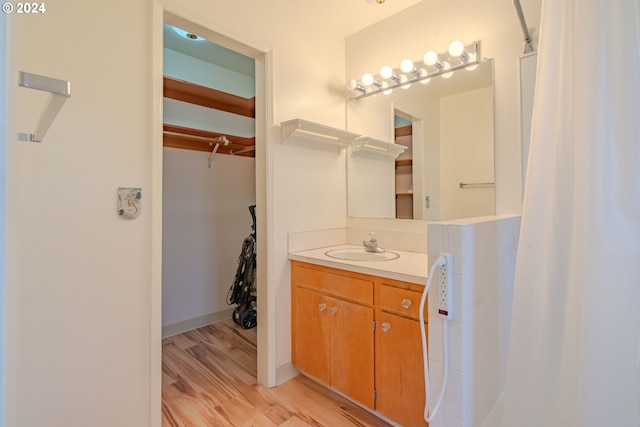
503 1 640 427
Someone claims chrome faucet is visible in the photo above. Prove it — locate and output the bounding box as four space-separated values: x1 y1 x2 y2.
363 231 385 253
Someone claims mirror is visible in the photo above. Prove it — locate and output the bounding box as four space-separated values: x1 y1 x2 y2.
347 59 495 221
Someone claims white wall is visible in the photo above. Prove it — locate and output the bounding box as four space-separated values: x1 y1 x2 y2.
346 0 543 223
7 1 152 426
162 148 255 332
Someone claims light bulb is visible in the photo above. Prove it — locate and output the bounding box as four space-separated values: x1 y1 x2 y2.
420 77 431 85
380 65 393 80
441 62 453 79
423 50 439 66
362 73 374 86
400 58 414 73
448 40 465 57
347 79 358 90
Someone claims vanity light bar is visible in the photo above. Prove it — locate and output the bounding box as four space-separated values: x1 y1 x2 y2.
348 41 481 100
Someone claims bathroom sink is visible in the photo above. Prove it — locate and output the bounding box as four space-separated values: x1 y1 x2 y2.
324 248 400 262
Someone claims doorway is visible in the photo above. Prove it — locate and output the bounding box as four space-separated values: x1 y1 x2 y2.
152 8 271 425
160 22 257 338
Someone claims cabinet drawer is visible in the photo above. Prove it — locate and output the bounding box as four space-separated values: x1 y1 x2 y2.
292 262 373 305
378 284 426 321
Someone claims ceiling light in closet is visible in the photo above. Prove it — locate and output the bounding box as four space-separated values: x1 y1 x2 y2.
172 26 204 41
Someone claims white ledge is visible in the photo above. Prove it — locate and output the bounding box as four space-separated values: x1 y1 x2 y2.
281 118 360 148
350 137 407 158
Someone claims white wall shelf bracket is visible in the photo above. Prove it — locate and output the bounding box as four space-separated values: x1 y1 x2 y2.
350 137 407 158
18 71 71 143
208 136 229 168
281 118 360 148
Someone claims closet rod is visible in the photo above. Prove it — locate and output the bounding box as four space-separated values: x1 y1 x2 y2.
163 130 228 143
230 145 256 156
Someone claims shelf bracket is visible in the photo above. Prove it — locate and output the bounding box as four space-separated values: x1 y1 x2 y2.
208 136 229 168
18 71 71 143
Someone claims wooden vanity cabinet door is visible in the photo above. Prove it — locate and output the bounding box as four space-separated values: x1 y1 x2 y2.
291 261 375 409
329 296 375 409
375 310 429 427
293 287 331 384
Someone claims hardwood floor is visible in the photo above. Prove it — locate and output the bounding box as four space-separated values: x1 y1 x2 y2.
162 319 392 427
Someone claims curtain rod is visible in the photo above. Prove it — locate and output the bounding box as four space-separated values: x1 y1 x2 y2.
512 0 534 53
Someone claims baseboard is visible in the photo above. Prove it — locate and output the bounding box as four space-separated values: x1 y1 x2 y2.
276 362 300 386
298 372 401 427
162 308 235 338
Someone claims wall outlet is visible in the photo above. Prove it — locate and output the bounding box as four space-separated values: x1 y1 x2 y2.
438 253 453 320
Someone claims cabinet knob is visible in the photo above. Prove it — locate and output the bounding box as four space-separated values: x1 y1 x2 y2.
318 303 327 312
381 322 391 332
402 299 412 308
329 306 338 315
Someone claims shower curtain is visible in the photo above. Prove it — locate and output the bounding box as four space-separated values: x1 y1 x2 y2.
503 1 640 427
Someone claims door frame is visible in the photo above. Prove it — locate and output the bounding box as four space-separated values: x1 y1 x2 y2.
0 11 8 427
150 2 274 425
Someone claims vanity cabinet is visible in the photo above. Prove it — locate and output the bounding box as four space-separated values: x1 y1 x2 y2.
291 262 375 408
375 281 429 427
291 261 428 426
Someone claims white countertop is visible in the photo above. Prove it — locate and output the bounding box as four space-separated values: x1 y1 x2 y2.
288 244 428 285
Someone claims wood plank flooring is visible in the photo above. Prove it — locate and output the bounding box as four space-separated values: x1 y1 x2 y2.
162 319 392 427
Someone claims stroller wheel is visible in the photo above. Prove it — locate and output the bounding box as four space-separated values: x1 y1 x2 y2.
241 308 257 329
